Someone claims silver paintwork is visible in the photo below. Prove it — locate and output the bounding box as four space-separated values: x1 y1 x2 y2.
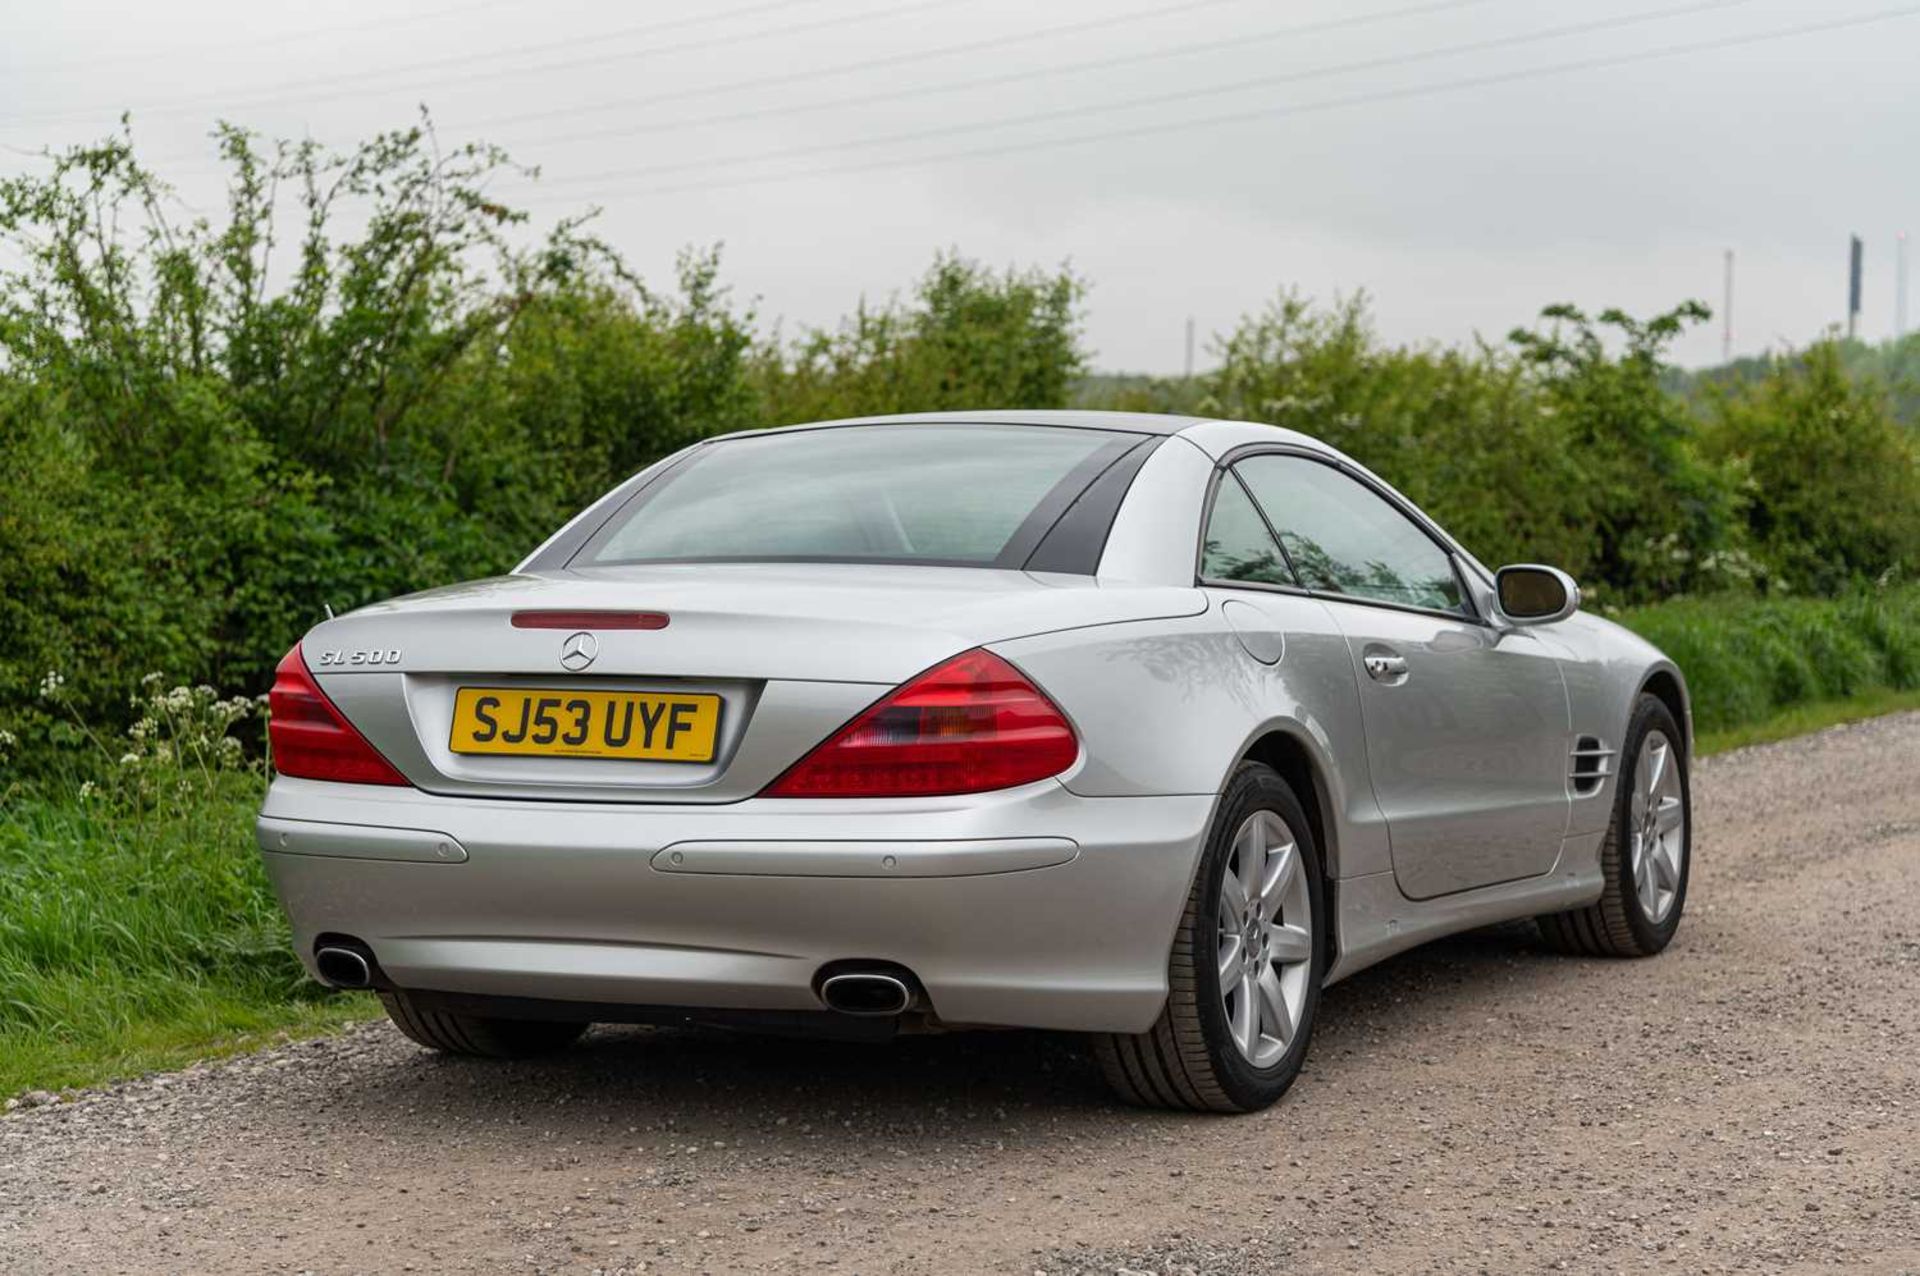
260 775 1211 1031
309 565 1205 802
650 836 1077 877
1323 597 1571 898
1630 729 1687 923
1094 433 1220 585
257 816 467 863
259 410 1691 1034
1218 811 1313 1066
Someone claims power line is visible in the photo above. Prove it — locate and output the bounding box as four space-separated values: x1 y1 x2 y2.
452 0 1264 139
536 4 1920 204
3 0 533 75
465 0 1504 152
531 0 1758 189
2 0 956 128
75 0 1286 176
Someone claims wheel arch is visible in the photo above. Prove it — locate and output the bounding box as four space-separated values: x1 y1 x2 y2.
1237 725 1343 974
1637 662 1692 754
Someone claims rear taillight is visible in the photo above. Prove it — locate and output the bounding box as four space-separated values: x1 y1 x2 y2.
764 649 1078 798
267 645 410 786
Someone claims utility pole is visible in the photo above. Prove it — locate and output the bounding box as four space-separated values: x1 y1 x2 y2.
1183 316 1195 379
1848 234 1864 340
1721 248 1734 364
1898 231 1910 340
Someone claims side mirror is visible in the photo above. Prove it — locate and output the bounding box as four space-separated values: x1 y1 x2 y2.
1495 564 1580 626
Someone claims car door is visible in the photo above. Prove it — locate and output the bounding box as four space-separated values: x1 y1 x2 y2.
1232 452 1570 900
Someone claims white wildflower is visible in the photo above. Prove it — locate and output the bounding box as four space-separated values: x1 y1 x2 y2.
78 780 98 799
38 670 65 700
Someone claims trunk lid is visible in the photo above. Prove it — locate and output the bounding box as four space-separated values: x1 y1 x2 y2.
302 563 1204 802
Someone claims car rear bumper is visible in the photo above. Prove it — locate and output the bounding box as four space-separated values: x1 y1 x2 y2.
257 777 1214 1033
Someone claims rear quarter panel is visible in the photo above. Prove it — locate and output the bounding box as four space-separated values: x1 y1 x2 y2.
992 592 1392 880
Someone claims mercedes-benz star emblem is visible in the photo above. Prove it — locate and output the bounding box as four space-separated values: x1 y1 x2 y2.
559 631 599 672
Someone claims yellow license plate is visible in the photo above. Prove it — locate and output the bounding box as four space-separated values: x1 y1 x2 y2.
449 688 721 762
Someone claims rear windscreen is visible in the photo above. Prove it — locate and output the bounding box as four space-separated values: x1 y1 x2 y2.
575 424 1130 568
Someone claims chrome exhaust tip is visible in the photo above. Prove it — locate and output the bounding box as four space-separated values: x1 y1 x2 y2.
818 972 912 1017
314 945 374 990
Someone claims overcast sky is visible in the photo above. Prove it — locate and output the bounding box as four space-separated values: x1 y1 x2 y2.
3 0 1915 372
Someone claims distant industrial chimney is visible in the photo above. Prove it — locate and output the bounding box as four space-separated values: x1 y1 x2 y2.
1721 248 1734 364
1899 232 1910 340
1848 235 1864 339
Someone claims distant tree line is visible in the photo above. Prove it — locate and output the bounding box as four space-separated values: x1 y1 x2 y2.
1 121 1915 763
1086 298 1918 606
1665 333 1920 431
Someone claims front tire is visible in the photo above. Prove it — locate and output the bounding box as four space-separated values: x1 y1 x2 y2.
379 990 589 1058
1093 762 1326 1113
1537 694 1691 957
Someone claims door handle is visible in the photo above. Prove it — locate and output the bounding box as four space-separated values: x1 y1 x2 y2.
1364 652 1409 682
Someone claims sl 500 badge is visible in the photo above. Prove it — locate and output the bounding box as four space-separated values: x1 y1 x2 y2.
316 648 402 667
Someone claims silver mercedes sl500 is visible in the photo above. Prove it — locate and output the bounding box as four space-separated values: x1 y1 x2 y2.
259 410 1691 1112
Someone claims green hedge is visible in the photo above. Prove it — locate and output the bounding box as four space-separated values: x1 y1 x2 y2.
1 121 1916 772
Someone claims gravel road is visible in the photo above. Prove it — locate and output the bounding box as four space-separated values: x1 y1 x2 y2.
4 713 1918 1274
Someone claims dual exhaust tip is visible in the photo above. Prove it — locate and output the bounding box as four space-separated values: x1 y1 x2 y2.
817 969 915 1017
314 942 378 990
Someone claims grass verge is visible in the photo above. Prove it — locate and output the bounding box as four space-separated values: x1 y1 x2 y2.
1 994 371 1100
1695 685 1920 756
0 779 376 1098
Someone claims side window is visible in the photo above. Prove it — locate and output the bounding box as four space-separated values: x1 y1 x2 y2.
1234 455 1468 615
1200 473 1295 586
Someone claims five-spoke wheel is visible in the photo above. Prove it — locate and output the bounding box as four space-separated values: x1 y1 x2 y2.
1628 728 1687 925
1539 693 1692 957
1216 810 1314 1069
1094 761 1325 1112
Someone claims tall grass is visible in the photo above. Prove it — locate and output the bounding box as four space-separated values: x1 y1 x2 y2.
0 683 366 1095
0 781 366 1095
1616 586 1920 734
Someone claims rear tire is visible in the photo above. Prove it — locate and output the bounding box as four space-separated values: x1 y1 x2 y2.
1537 694 1691 957
379 990 588 1058
1092 761 1326 1113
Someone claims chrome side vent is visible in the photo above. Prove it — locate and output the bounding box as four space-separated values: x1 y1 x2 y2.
1570 736 1615 796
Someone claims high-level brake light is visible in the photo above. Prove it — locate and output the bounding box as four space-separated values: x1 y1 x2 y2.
510 611 669 630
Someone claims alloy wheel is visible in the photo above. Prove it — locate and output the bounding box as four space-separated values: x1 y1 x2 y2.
1216 810 1314 1067
1629 729 1686 924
